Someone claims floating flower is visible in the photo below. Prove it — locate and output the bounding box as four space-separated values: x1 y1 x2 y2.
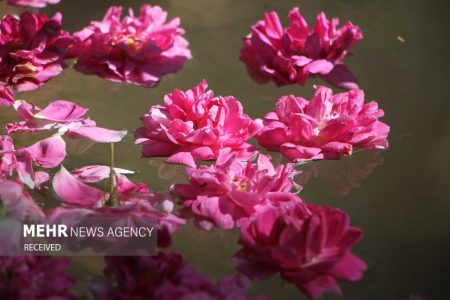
6 0 60 8
67 4 192 87
256 86 389 162
6 99 127 143
95 252 265 300
0 135 66 188
240 7 363 89
174 150 300 230
0 12 72 91
48 165 185 248
0 256 75 299
234 203 366 299
135 81 261 167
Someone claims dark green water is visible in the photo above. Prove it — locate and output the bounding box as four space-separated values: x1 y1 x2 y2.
1 0 449 299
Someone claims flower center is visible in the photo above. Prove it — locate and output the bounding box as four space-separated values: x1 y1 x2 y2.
111 34 143 51
231 178 248 191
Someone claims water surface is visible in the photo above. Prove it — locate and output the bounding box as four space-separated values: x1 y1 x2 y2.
1 0 449 299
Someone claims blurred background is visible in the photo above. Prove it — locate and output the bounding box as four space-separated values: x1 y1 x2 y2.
1 0 449 299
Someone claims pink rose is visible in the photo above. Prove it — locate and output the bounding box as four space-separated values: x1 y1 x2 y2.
68 5 192 87
235 203 366 299
174 150 300 230
135 81 261 167
240 8 362 89
0 12 72 91
256 86 389 162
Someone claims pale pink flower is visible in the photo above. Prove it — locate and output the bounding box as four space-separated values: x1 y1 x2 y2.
49 165 185 248
174 150 300 230
0 256 75 299
68 5 192 87
256 86 389 162
234 203 366 299
7 0 60 8
0 12 72 91
135 81 261 167
0 135 66 188
240 8 362 89
6 99 127 143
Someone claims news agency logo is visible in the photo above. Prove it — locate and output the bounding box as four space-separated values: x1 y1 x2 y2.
0 217 158 256
22 224 155 238
23 224 68 237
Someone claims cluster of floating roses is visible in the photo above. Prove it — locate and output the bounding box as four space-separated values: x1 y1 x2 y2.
0 2 389 299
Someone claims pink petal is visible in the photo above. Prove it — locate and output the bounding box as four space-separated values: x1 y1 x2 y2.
66 127 127 143
72 165 133 183
304 59 334 75
35 100 88 122
26 135 66 168
166 151 196 168
321 64 359 90
280 143 323 162
52 166 103 206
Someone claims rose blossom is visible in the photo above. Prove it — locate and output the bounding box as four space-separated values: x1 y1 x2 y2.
6 0 60 8
256 86 389 162
234 203 366 299
67 4 192 87
0 12 72 91
135 80 261 167
240 7 362 89
0 256 75 299
174 150 300 229
94 252 265 300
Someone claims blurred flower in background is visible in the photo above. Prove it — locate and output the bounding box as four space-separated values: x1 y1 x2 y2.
0 256 75 299
94 252 266 300
0 12 72 91
6 0 59 8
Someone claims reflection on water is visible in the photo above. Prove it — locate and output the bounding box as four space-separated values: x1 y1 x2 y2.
295 150 384 196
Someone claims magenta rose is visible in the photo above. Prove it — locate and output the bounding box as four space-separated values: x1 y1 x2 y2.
240 7 362 89
234 203 366 299
135 80 261 167
0 12 72 91
68 4 192 87
256 86 389 162
174 150 300 230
